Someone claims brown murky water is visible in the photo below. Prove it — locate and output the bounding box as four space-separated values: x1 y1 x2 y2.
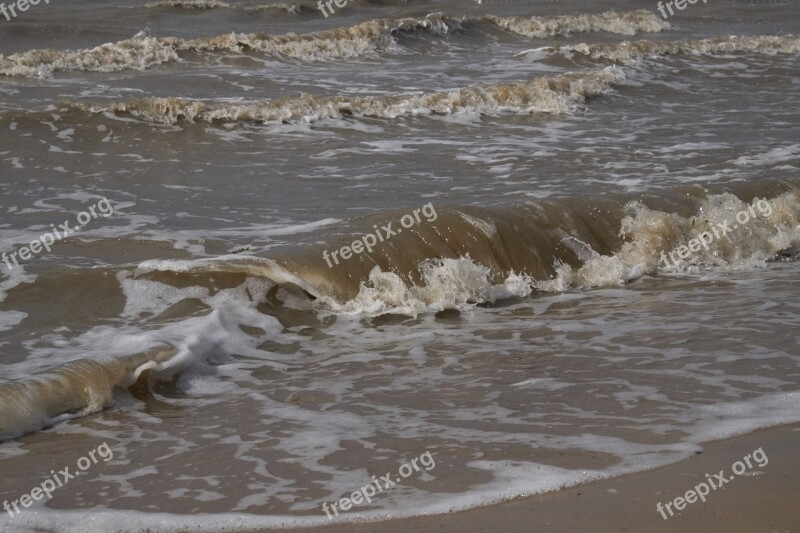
1 0 799 531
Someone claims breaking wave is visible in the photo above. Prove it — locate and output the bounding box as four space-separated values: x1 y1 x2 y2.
1 179 798 441
139 179 800 311
0 347 177 441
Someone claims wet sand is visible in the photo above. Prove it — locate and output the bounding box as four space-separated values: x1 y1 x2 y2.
298 423 800 533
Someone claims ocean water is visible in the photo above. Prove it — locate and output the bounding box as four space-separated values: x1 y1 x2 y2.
0 0 799 531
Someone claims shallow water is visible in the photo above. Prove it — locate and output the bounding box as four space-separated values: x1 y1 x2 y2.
1 0 799 531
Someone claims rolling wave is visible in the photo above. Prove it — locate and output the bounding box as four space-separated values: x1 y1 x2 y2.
62 30 800 125
0 10 667 77
1 179 798 441
144 0 306 12
0 347 177 441
144 0 310 15
69 67 622 124
486 9 669 39
145 0 233 7
516 34 800 62
142 178 800 306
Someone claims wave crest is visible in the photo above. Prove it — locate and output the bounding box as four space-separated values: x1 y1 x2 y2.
556 34 800 62
71 67 624 124
136 180 800 312
144 0 310 14
0 10 669 78
488 9 669 39
0 32 179 78
0 347 177 441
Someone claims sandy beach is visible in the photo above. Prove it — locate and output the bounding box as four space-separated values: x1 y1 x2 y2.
301 423 800 533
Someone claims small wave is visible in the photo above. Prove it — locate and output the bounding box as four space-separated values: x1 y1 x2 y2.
551 34 800 62
487 9 669 38
145 0 232 7
0 18 414 77
0 10 667 78
0 347 177 441
0 32 180 78
70 67 623 124
144 0 308 14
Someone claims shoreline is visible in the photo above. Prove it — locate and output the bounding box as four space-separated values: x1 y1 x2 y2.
290 422 800 533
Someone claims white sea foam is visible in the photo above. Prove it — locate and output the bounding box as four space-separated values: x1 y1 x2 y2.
0 10 670 78
534 190 800 291
5 390 800 531
73 68 624 125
